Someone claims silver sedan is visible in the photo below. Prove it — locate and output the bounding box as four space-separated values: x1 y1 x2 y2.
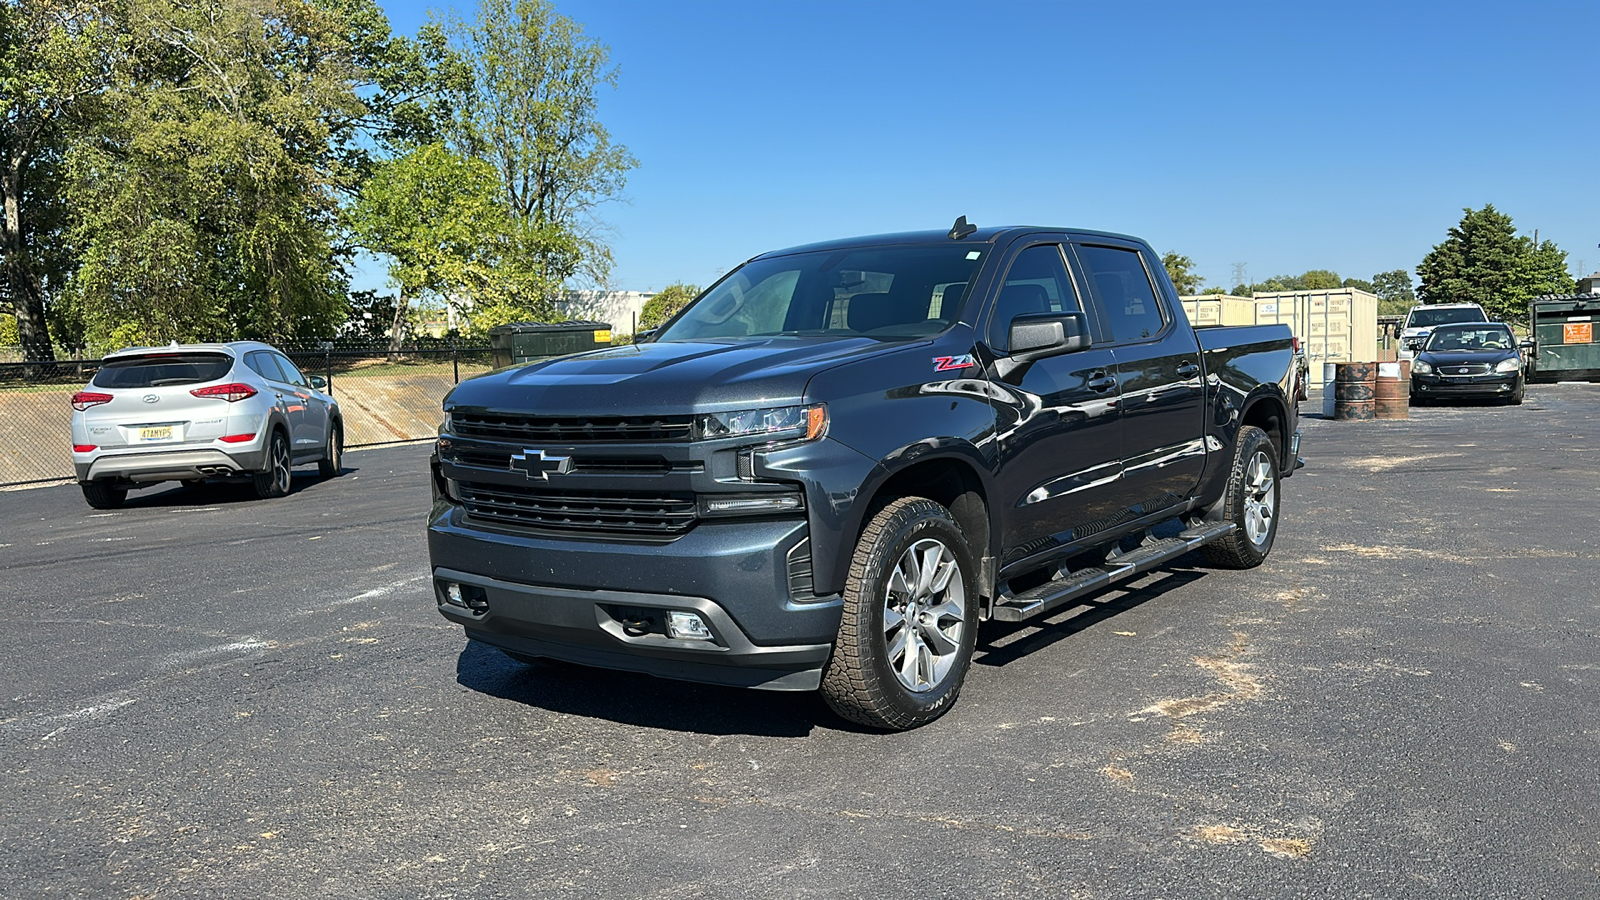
70 341 344 508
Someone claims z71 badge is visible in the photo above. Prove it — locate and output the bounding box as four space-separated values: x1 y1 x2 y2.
933 354 976 372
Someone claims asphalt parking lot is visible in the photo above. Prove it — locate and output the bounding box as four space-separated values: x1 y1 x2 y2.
3 384 1599 898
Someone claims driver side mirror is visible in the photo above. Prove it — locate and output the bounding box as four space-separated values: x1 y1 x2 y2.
633 328 658 344
1009 312 1091 363
309 375 328 391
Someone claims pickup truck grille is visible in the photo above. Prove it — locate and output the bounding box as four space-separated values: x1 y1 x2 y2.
457 482 697 535
444 446 700 476
452 412 694 443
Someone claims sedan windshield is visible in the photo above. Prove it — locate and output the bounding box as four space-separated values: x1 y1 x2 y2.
1409 307 1487 328
655 245 987 342
1423 325 1515 352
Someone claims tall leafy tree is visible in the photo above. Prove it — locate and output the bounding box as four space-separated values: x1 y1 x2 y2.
64 0 370 346
1 0 113 360
445 0 636 304
1371 269 1415 316
638 282 698 329
1161 251 1201 295
1417 205 1574 322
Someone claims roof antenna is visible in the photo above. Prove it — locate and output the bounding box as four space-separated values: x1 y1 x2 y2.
948 215 977 240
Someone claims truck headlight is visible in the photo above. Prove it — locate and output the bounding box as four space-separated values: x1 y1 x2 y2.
697 404 826 442
1412 360 1433 375
1494 357 1521 374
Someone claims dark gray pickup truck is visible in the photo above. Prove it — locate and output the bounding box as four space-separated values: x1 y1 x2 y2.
428 220 1300 729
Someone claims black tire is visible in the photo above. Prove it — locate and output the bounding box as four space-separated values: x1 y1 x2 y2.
252 430 292 500
317 420 344 478
1507 384 1525 405
821 497 979 730
1202 425 1280 570
80 481 126 510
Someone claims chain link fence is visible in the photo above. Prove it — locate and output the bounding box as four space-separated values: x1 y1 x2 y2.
0 340 493 487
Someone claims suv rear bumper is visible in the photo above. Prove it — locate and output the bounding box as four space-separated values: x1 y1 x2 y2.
427 508 843 691
75 444 270 483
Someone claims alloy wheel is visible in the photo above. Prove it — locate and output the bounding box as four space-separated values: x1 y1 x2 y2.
1242 449 1276 546
883 537 967 693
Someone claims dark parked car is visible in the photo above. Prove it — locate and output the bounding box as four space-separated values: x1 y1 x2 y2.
1410 322 1525 405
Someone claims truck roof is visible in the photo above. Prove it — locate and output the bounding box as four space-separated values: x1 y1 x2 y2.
753 225 1147 260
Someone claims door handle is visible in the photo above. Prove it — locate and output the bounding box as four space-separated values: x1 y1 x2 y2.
1177 362 1201 378
1087 374 1117 393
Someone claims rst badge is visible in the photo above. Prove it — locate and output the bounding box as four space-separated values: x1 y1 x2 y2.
933 354 976 372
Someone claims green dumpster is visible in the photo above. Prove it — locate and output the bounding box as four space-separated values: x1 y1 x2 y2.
488 321 613 369
1528 295 1600 383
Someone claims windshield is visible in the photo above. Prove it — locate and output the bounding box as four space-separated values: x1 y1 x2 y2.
1408 306 1486 328
656 244 987 342
1423 325 1515 352
92 353 234 388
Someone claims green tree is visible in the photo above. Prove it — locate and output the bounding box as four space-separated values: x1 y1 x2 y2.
1370 269 1415 317
1161 251 1201 295
444 0 636 295
1417 205 1574 322
63 0 371 346
351 143 558 346
638 282 699 329
1299 269 1343 290
1 0 114 360
1341 276 1374 293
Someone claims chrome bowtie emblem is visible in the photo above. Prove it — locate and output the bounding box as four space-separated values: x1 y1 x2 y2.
509 449 573 480
142 394 159 404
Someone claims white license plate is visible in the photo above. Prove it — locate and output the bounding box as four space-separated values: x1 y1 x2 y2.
138 426 175 442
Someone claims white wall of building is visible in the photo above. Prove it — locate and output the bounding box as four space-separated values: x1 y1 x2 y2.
554 290 655 335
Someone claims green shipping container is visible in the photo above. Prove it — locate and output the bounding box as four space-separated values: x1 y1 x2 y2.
488 321 613 369
1528 296 1600 383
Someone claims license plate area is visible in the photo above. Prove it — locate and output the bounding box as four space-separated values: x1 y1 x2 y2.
130 424 181 443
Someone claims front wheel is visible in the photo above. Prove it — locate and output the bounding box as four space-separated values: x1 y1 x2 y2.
252 431 292 500
1202 425 1280 569
821 497 978 730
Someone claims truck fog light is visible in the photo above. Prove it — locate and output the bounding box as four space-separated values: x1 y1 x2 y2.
443 582 465 608
666 611 715 641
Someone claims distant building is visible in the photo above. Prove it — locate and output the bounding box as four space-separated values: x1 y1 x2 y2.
1579 274 1600 294
555 290 655 335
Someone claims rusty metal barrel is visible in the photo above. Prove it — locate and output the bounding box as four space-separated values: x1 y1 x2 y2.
1374 360 1411 419
1332 362 1376 420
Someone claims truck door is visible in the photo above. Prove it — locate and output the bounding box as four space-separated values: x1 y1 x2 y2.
982 242 1125 571
1071 241 1206 514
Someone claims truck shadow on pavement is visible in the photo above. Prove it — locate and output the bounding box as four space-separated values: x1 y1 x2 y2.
453 639 827 737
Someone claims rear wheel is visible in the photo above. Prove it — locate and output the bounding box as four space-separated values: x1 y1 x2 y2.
1202 425 1280 570
317 421 344 478
252 431 292 499
80 481 127 510
821 497 978 730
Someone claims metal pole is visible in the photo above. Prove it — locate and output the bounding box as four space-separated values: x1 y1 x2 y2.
452 343 459 383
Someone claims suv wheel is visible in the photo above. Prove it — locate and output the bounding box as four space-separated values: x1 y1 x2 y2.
80 481 127 510
821 497 978 730
252 431 292 499
1202 425 1279 569
317 421 343 478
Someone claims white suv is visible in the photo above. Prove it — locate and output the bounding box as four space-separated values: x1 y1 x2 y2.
1399 303 1488 358
70 342 343 508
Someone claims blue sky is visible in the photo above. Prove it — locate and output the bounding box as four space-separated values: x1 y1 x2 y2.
366 0 1600 295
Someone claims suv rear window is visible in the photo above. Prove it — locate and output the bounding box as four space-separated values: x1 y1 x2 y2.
92 353 234 388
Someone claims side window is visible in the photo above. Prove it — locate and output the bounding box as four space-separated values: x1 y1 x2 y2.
987 244 1080 351
1075 244 1166 343
246 351 287 383
273 352 309 387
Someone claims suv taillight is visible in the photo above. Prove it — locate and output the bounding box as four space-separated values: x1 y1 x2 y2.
71 391 113 411
191 383 258 402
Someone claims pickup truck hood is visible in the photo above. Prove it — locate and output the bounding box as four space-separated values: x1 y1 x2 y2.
445 336 908 416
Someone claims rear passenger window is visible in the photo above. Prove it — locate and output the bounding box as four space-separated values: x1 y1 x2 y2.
246 351 288 383
988 244 1079 351
1076 245 1166 343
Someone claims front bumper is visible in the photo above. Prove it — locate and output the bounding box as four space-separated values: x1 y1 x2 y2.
1411 372 1521 398
428 506 843 691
